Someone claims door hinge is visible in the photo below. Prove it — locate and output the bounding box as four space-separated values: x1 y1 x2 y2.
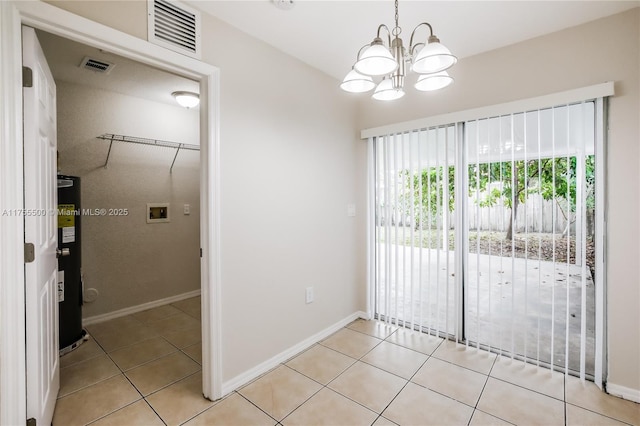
26 418 36 426
200 248 203 258
24 243 35 263
22 67 33 88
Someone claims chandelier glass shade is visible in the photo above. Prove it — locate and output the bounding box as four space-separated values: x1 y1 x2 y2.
411 39 457 74
354 40 398 76
340 68 376 93
414 70 453 91
373 78 405 101
341 0 457 100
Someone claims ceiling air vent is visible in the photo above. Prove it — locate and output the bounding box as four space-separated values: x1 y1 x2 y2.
79 57 116 74
148 0 201 59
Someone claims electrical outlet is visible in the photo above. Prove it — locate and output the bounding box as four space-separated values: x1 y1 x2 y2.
305 287 314 304
184 204 190 215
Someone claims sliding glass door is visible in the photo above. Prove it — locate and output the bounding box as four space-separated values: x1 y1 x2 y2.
374 126 458 337
370 100 601 380
465 102 596 378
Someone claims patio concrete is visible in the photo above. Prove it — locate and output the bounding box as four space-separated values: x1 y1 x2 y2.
375 245 595 376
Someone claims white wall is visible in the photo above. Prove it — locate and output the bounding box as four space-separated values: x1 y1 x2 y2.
202 10 365 383
46 0 365 385
56 81 201 318
359 8 640 395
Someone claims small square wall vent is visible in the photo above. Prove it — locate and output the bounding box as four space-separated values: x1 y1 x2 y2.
148 0 201 59
79 57 116 74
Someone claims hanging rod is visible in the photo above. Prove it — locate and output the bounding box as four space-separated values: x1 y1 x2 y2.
96 133 199 173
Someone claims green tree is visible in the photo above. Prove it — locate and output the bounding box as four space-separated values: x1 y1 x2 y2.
399 166 455 229
468 156 595 239
397 156 595 240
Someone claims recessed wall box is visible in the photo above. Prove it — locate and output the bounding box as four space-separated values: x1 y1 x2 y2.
147 203 170 223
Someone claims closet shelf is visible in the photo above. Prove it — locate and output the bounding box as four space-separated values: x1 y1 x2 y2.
96 133 199 173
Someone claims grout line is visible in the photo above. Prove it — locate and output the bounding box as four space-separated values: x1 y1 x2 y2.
429 352 495 376
136 366 203 399
156 374 216 426
564 401 636 426
142 398 168 426
61 313 603 426
321 381 387 418
408 379 479 411
57 371 123 400
114 346 181 373
236 391 281 424
372 352 434 420
278 385 325 424
467 355 497 426
470 408 517 426
83 399 149 425
564 373 567 425
488 374 566 403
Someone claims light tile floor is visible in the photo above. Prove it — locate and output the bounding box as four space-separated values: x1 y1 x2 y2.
55 300 640 425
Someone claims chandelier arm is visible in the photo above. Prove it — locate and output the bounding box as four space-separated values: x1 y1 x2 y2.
355 44 371 61
409 22 434 51
410 42 425 56
376 24 393 47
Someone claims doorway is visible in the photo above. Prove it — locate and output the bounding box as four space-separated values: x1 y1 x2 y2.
37 29 203 323
0 2 221 425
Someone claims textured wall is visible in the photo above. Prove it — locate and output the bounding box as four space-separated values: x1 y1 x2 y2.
56 81 201 318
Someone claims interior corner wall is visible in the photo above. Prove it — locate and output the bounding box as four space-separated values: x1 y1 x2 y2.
56 81 201 318
45 0 364 384
198 12 365 383
359 8 640 395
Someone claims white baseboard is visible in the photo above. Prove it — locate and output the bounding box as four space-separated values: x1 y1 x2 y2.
82 289 201 326
221 310 368 396
606 382 640 403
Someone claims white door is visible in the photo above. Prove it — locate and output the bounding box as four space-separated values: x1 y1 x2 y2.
23 25 60 425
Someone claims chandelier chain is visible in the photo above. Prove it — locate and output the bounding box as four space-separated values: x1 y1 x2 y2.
394 0 400 36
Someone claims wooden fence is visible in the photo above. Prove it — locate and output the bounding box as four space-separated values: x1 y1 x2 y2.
468 193 568 234
376 192 595 236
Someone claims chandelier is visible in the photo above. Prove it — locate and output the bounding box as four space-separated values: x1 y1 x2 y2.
340 0 457 100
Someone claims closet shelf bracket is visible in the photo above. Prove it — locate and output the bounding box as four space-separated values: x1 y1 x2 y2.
96 133 200 173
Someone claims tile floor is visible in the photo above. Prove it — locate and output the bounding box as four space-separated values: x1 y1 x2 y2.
55 298 640 425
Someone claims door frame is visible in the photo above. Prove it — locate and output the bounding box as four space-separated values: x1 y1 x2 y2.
0 2 222 424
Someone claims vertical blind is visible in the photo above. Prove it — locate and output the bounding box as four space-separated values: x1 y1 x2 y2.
371 100 601 382
374 126 458 338
465 102 596 380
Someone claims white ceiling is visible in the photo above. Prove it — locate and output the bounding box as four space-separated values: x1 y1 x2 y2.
36 1 638 103
37 30 199 106
188 0 638 81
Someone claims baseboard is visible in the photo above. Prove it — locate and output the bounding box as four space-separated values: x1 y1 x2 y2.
221 310 368 396
606 382 640 403
82 289 201 326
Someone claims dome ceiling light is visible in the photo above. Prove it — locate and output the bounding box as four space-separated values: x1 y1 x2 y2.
172 91 200 108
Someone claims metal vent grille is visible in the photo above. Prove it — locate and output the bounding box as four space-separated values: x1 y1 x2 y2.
148 0 201 58
79 57 116 74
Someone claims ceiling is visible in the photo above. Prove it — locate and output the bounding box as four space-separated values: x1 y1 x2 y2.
36 1 638 104
188 0 638 81
37 30 199 107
